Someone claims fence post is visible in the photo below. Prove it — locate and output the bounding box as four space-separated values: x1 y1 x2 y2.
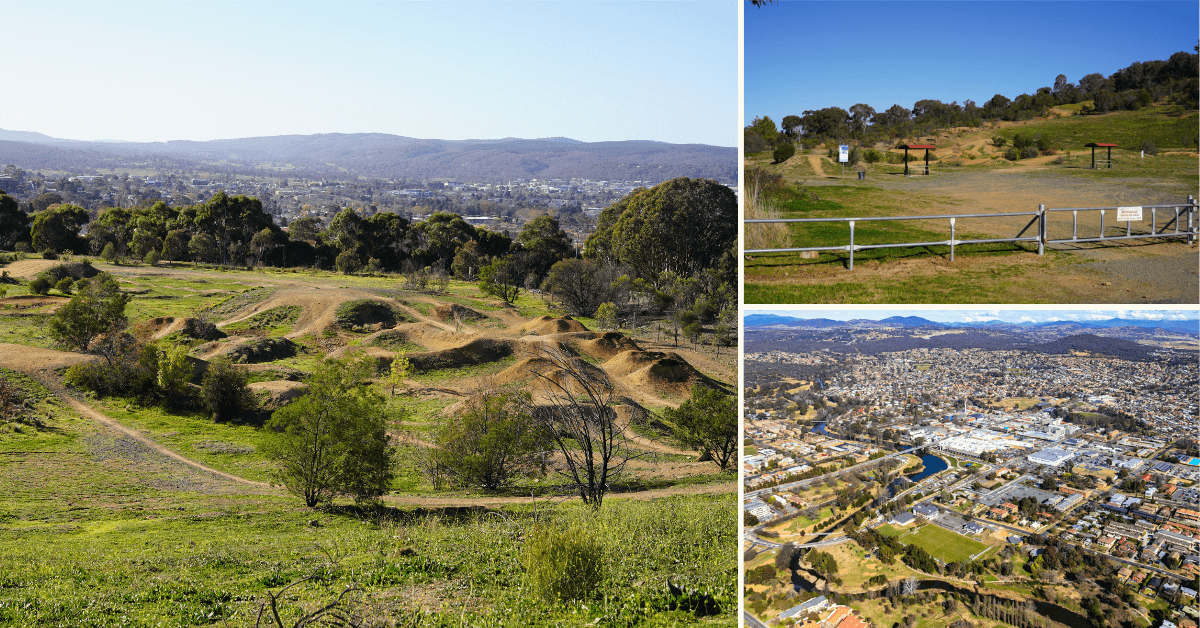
1189 195 1195 245
1072 210 1078 241
848 221 855 271
1037 205 1045 255
1100 209 1105 240
950 217 956 262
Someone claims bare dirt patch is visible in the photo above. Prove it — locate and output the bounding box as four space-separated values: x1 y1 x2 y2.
2 259 67 280
518 316 588 335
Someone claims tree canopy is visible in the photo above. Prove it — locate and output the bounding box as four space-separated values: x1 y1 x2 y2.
584 177 736 286
263 355 395 507
664 385 738 471
47 272 131 351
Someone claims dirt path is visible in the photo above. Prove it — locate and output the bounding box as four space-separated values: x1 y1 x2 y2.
61 395 276 489
808 155 827 178
380 481 734 507
0 343 274 489
0 342 729 506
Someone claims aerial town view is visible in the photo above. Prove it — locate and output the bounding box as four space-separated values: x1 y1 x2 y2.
742 311 1199 628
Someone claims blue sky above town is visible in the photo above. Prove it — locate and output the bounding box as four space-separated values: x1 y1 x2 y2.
5 1 736 146
745 1 1199 127
745 309 1200 325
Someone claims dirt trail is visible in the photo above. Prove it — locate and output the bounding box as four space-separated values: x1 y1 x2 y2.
0 342 728 505
808 155 827 178
379 481 734 507
0 343 273 490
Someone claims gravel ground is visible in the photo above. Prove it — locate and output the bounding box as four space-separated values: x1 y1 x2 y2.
802 167 1199 302
85 432 224 492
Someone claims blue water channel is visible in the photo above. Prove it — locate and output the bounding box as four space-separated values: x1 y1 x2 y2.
810 422 947 491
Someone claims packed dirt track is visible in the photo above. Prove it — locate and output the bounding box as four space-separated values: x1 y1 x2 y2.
0 264 735 508
746 151 1199 303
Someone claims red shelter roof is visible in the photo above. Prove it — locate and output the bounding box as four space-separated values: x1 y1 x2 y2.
1085 143 1119 147
897 144 936 149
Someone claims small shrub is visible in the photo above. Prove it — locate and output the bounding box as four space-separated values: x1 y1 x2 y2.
1003 148 1018 161
1020 146 1038 159
28 277 51 295
773 143 795 163
41 250 58 260
144 250 161 266
54 277 74 294
524 523 604 602
100 243 118 263
863 149 882 164
200 358 256 421
1141 140 1158 156
991 136 1007 148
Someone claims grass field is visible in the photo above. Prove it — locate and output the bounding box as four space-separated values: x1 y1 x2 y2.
0 261 738 626
878 523 991 563
744 105 1200 304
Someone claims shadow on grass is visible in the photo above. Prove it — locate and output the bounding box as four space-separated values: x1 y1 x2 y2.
747 242 1034 271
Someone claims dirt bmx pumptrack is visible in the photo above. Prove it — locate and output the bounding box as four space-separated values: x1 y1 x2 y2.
0 263 736 508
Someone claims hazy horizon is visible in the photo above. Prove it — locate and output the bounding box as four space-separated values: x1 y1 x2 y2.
0 128 735 148
745 309 1200 325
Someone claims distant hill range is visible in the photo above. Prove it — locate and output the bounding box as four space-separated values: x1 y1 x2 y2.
0 129 735 184
743 314 1198 335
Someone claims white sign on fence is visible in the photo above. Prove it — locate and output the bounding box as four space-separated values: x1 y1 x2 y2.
839 145 849 163
1117 206 1143 221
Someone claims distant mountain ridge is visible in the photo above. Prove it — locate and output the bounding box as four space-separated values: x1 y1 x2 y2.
0 129 735 184
743 314 1197 335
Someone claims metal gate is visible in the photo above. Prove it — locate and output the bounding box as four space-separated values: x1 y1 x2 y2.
745 195 1197 270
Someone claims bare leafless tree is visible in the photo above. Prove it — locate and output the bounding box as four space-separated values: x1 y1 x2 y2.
526 345 632 508
253 575 362 628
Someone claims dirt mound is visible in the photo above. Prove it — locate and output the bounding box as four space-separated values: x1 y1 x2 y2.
407 338 516 372
493 354 611 398
493 356 552 386
602 350 683 377
365 328 423 351
204 338 299 364
334 299 412 331
626 356 706 398
433 303 488 323
576 332 641 360
37 262 101 283
248 380 309 411
132 316 225 341
518 316 588 335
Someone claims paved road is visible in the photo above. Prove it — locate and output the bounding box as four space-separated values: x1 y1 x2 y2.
744 611 770 628
747 442 934 499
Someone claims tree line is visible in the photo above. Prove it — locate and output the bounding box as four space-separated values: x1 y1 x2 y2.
746 50 1199 149
0 177 737 340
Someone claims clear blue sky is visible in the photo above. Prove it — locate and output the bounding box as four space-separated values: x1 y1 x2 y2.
745 1 1198 126
745 308 1200 324
5 1 737 146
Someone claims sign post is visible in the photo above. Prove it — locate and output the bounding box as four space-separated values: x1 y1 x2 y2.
839 144 848 180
